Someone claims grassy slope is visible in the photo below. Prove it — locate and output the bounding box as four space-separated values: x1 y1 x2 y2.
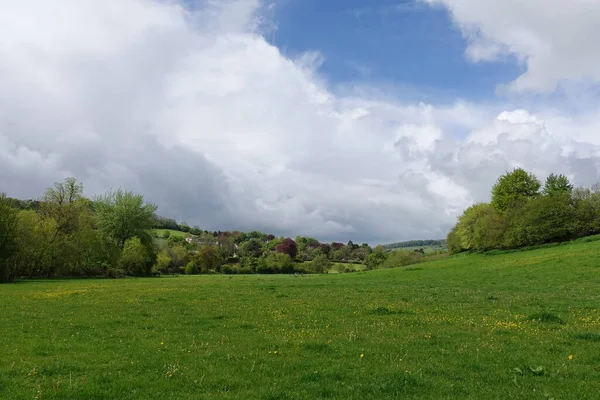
1 241 600 399
152 229 191 238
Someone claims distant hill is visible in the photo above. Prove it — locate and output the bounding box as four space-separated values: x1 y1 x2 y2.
381 239 446 251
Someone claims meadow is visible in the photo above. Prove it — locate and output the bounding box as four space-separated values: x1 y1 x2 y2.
1 240 600 399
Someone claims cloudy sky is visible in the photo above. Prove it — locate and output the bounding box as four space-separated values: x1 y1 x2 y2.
2 0 600 244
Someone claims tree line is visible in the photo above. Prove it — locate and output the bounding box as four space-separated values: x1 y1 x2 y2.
447 169 600 253
2 177 421 282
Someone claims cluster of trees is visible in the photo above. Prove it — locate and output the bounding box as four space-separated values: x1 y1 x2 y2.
153 228 379 276
0 178 159 283
447 169 600 253
2 177 414 282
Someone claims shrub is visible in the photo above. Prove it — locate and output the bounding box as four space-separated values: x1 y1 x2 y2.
118 237 154 276
310 255 331 274
185 262 199 275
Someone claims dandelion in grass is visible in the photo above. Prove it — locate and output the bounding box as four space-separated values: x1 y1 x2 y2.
568 354 574 360
360 353 364 358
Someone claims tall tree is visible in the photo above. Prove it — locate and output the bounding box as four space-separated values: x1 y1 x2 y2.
543 173 573 196
41 177 85 237
94 189 157 249
491 168 541 211
0 194 19 282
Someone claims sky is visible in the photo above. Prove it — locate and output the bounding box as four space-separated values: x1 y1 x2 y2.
2 0 600 245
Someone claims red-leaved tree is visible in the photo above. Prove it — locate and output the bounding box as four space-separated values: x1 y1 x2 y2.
276 238 298 259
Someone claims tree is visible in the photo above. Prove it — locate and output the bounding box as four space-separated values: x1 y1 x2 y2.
118 237 155 276
491 168 541 211
94 189 157 249
446 226 463 254
263 252 295 274
168 245 189 271
504 193 575 247
310 255 331 274
454 203 499 251
41 177 86 237
471 207 507 251
195 245 221 273
241 238 264 258
543 173 573 196
276 238 298 259
0 194 19 282
365 250 387 270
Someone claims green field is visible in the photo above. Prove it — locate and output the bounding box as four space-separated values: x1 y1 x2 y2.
152 229 191 238
2 240 600 399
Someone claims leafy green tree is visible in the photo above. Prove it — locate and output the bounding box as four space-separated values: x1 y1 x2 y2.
167 245 189 271
310 255 332 274
504 194 575 248
491 168 541 211
543 173 573 196
571 187 600 237
0 194 19 282
365 250 387 270
241 238 264 258
185 261 199 275
471 207 507 251
94 189 157 249
195 245 222 273
41 177 86 236
155 251 172 274
446 226 463 254
118 237 156 276
9 211 59 279
262 252 295 274
454 203 497 251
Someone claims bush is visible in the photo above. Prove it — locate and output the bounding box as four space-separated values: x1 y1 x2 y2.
118 237 155 276
310 255 331 274
185 261 199 275
504 194 575 248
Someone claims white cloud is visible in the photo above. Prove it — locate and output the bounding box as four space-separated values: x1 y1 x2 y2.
1 0 600 244
423 0 600 92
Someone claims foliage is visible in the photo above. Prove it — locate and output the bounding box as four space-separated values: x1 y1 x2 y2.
309 255 332 274
155 251 172 274
185 261 199 275
118 237 156 277
504 194 575 247
543 173 573 196
94 189 157 249
449 169 600 253
0 194 19 282
491 168 541 211
364 250 387 270
276 238 298 259
381 250 424 268
195 245 221 273
260 252 295 274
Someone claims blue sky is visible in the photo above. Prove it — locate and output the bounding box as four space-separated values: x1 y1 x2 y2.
270 0 522 101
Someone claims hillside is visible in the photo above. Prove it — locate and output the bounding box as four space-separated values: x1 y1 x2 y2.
381 239 446 251
1 239 599 399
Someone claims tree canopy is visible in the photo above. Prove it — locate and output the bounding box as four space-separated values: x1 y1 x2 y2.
491 168 541 211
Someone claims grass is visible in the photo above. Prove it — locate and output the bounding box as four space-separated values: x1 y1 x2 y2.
2 240 600 399
152 229 191 238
